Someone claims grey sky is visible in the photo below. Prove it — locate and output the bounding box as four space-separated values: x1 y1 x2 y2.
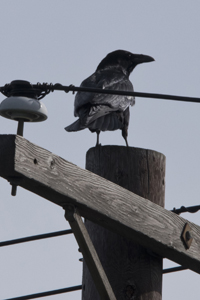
0 1 200 299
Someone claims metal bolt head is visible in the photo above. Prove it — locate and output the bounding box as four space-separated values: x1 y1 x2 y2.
186 231 192 241
181 223 193 249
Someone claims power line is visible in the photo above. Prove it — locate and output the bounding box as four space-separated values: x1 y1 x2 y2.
171 205 200 215
0 230 189 275
5 285 82 300
1 81 200 103
163 266 187 274
0 229 72 247
3 267 188 300
57 84 200 103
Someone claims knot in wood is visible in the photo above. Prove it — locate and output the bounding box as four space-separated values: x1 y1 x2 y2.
124 284 137 299
50 158 55 169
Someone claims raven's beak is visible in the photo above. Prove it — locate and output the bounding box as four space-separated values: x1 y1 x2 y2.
133 54 155 65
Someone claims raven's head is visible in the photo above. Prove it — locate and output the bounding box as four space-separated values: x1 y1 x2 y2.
96 50 154 76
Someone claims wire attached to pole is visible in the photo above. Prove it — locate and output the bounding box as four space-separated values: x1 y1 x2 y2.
1 81 200 103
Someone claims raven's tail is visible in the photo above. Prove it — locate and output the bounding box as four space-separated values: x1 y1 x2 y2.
65 119 85 132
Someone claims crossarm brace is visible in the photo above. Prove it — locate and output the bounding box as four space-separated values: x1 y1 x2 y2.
64 205 116 300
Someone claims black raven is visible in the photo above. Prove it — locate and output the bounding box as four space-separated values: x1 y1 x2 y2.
65 50 154 146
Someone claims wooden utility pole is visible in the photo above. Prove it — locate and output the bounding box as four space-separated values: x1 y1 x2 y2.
82 146 165 300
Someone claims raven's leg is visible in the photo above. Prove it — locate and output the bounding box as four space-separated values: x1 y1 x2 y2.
124 136 129 147
124 135 129 147
122 108 129 147
96 130 100 146
122 127 129 147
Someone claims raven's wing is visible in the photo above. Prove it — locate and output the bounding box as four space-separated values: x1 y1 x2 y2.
74 69 135 117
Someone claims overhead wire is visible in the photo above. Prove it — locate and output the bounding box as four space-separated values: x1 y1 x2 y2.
0 229 72 247
5 285 82 300
171 204 200 215
3 265 189 300
162 266 187 274
27 83 200 103
1 82 200 103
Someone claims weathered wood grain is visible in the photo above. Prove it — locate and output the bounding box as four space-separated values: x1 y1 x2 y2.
0 135 200 274
83 146 165 300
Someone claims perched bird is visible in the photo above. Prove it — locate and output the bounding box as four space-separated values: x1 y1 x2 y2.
65 50 154 146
